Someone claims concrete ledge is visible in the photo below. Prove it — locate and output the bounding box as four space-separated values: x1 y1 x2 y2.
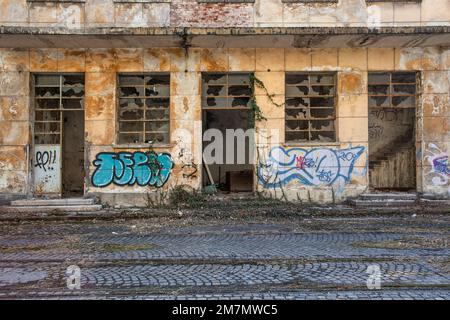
1 26 450 48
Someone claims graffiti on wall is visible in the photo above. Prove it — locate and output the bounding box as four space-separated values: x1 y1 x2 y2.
34 145 61 194
91 151 174 188
257 146 365 188
425 143 450 191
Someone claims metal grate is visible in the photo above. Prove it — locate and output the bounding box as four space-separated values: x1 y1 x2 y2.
285 72 336 142
368 72 418 109
117 73 170 144
33 74 85 145
202 73 252 110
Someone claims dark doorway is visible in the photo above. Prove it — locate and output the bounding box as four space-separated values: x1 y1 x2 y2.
62 110 85 196
202 73 254 192
368 72 417 190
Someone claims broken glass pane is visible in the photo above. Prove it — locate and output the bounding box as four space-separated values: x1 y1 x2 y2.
119 121 143 132
229 85 251 96
35 99 59 109
202 97 227 108
368 73 389 84
393 85 415 95
62 87 84 97
231 97 250 108
145 121 169 132
62 98 83 109
146 85 169 97
146 75 169 86
311 85 334 96
36 87 60 98
120 108 143 120
285 120 308 131
310 108 334 119
146 132 169 144
286 108 308 120
119 133 143 144
368 85 389 95
310 120 334 131
286 132 308 142
147 109 169 120
286 97 309 108
119 98 144 109
203 74 226 84
392 72 416 83
392 95 415 108
119 75 144 86
369 95 389 107
311 74 334 85
286 74 308 85
311 131 335 142
287 86 309 96
119 86 144 98
35 75 60 86
62 75 84 87
146 98 170 109
203 85 226 97
310 97 334 108
229 74 250 85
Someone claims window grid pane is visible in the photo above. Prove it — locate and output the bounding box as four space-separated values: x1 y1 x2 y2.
34 74 85 145
202 73 252 110
368 72 418 109
117 74 170 144
285 72 336 143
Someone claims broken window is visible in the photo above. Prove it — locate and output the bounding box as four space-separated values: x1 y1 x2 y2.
285 72 336 143
202 73 252 110
117 74 170 144
368 72 417 109
33 74 85 144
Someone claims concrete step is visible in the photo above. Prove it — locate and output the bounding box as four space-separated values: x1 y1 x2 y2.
359 193 418 201
11 198 95 206
351 199 417 207
0 204 102 213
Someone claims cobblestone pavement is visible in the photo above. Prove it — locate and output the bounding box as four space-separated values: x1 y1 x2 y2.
0 213 448 300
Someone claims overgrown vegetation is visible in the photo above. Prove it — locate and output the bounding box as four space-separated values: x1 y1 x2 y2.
249 74 285 127
168 185 208 208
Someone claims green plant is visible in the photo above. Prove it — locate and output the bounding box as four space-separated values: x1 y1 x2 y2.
168 185 207 208
248 74 285 127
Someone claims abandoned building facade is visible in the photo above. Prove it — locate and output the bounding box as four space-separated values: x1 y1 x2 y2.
0 0 449 206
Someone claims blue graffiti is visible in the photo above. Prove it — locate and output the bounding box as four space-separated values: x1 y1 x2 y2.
91 151 174 188
433 156 450 176
257 146 365 188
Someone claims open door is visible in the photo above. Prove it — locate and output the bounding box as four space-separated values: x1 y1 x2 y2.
33 74 85 197
368 72 417 190
201 73 254 192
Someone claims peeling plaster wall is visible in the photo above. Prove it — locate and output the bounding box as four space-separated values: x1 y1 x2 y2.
0 0 449 28
0 47 449 203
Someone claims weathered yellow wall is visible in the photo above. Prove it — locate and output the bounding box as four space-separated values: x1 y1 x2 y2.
0 46 449 202
1 0 449 28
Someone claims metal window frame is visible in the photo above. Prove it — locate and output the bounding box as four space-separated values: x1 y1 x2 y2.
32 73 85 146
285 72 337 143
201 72 253 111
116 72 171 145
368 71 419 110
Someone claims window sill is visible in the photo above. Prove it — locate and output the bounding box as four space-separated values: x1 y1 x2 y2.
282 141 341 148
112 143 174 149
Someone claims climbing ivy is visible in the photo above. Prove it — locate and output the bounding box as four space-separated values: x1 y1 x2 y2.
249 74 285 127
